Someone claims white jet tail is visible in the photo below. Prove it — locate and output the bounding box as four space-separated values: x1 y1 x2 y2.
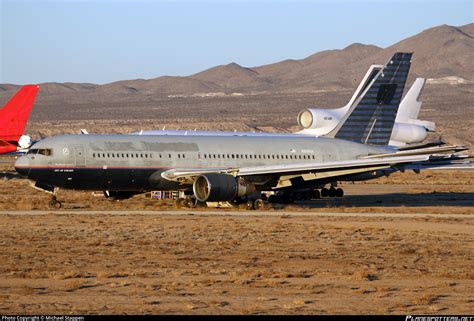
396 78 435 131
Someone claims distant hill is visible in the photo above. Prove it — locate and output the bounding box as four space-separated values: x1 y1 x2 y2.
1 22 472 97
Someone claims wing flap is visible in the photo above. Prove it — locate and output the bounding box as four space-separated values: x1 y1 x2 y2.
362 145 468 158
161 155 430 183
235 155 429 177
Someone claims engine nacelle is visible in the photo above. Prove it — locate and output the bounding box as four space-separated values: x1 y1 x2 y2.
297 108 341 132
193 173 256 202
391 122 427 144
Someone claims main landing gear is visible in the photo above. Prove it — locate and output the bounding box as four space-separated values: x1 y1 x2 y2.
266 185 345 205
245 198 267 210
320 186 344 198
176 196 207 209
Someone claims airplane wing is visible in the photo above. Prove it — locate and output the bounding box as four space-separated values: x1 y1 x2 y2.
362 145 468 158
161 154 431 186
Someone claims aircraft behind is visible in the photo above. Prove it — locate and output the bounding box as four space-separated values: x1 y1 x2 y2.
0 85 40 155
297 74 435 146
135 64 435 146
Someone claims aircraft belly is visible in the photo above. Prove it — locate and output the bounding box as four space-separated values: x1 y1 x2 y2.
101 168 153 191
29 167 166 192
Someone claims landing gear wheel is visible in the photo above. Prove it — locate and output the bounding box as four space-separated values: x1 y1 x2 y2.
176 198 186 208
184 197 196 208
49 199 62 209
194 200 207 208
246 200 254 211
328 187 337 198
335 188 344 198
253 199 265 210
312 190 321 199
321 188 329 198
268 195 277 203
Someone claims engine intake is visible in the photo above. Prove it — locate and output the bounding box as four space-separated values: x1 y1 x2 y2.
297 108 340 131
297 109 315 128
193 173 256 202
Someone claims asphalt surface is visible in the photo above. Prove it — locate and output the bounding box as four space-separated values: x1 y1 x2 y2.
0 210 472 218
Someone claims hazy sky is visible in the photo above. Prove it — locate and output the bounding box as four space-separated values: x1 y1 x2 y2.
1 0 472 84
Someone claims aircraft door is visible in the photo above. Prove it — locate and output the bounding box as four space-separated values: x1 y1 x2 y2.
74 145 86 167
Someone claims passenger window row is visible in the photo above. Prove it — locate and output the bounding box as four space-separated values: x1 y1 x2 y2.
92 153 153 159
199 153 315 160
158 154 186 159
91 152 315 160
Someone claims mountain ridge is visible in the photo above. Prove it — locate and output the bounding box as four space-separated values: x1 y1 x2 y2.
1 23 472 96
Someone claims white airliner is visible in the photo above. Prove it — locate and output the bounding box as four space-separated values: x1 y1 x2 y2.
297 65 435 146
136 65 435 146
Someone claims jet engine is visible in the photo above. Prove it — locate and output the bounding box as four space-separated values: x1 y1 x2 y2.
193 173 256 202
391 122 427 145
297 108 341 131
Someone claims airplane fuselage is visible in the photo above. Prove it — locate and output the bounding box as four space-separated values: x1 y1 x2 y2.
15 134 390 192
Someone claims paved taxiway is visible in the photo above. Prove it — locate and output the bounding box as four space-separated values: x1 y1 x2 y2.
1 210 473 219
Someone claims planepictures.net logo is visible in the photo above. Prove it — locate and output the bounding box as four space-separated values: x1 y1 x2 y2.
406 316 474 321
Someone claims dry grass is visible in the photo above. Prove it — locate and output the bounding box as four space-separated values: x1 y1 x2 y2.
64 280 100 292
0 212 472 314
414 294 444 306
351 271 379 281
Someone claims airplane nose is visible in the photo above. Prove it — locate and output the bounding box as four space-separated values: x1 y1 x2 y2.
15 156 30 176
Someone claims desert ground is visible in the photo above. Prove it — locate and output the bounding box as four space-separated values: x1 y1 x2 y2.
0 211 473 315
0 155 473 314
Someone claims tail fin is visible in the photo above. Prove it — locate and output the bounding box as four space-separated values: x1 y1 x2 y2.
329 52 412 145
0 85 40 143
397 78 425 122
344 64 383 109
396 78 436 131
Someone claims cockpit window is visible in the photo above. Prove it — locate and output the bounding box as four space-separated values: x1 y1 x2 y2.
27 148 52 156
38 149 52 156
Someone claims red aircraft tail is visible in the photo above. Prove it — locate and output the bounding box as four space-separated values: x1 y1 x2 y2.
0 85 40 144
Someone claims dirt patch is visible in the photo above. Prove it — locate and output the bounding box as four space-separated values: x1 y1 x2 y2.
0 213 472 314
